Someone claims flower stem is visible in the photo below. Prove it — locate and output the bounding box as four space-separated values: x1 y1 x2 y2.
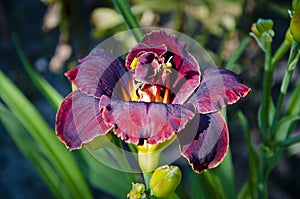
271 40 291 68
260 41 272 141
270 40 300 139
142 172 152 190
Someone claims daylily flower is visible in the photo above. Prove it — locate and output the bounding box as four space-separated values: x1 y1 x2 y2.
56 30 251 173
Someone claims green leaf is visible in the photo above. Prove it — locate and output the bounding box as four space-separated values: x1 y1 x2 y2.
275 134 300 147
286 77 300 117
12 35 63 109
0 103 71 199
80 148 132 198
0 71 93 199
275 115 300 141
214 149 237 199
257 96 275 132
202 170 227 199
112 0 144 41
132 0 177 13
187 171 209 199
237 182 252 199
224 36 250 71
237 111 259 199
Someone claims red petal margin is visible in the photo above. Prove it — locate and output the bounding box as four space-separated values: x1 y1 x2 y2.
188 68 251 114
178 112 229 173
56 91 111 150
65 49 130 99
99 95 195 145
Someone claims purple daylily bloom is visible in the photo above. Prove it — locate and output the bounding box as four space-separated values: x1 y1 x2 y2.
56 30 251 173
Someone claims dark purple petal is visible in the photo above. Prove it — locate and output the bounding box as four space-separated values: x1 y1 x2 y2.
178 112 228 173
56 91 111 150
125 43 167 70
134 52 159 84
65 49 131 99
99 95 195 145
141 30 201 104
188 68 251 114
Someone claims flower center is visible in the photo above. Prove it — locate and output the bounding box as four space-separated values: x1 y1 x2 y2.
129 55 173 104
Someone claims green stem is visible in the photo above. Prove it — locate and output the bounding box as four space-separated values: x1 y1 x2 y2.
260 41 272 141
143 172 152 190
271 40 291 69
257 156 268 199
274 134 300 147
112 0 144 42
270 41 300 139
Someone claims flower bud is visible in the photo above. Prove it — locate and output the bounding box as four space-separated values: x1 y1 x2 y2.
251 23 261 37
293 0 300 10
290 9 300 43
285 28 293 45
127 183 146 199
150 165 182 198
256 19 274 33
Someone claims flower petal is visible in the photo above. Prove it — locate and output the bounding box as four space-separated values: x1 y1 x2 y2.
56 91 111 150
141 30 201 104
188 68 251 114
99 95 195 145
125 43 168 70
178 112 228 173
65 49 131 99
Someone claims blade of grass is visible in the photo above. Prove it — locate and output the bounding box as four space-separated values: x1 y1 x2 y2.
202 170 227 199
237 110 259 199
216 109 236 199
214 148 237 199
12 35 63 109
0 103 70 199
80 148 132 198
0 71 93 199
112 0 143 41
224 36 250 71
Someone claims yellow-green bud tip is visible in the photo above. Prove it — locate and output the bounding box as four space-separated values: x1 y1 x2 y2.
290 9 300 43
293 0 300 10
150 165 182 198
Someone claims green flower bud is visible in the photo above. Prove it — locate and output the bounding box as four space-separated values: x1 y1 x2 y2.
290 9 300 43
293 0 300 10
150 165 182 198
127 183 147 199
256 19 274 33
251 23 261 37
261 32 273 43
285 28 293 45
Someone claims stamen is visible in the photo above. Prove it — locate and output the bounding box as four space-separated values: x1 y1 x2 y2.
130 57 138 69
166 56 173 63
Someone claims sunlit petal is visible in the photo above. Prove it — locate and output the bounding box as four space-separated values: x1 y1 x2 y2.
56 91 111 150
